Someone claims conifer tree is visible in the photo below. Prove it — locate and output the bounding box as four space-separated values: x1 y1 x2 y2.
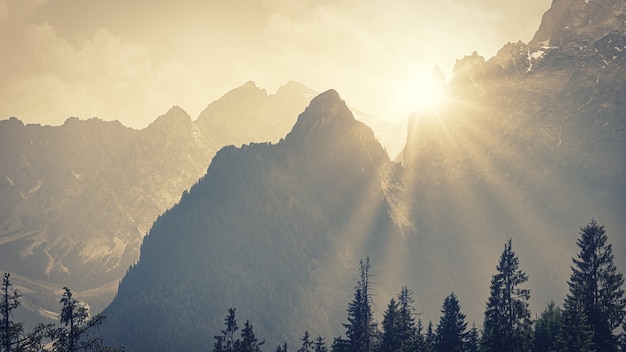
236 320 264 352
314 336 328 352
397 287 418 352
381 298 400 352
433 292 468 352
425 321 435 352
532 301 562 352
1 273 22 352
299 331 313 352
564 219 625 352
0 273 51 352
49 287 122 352
481 239 532 352
466 323 479 352
341 258 379 352
275 343 288 352
558 299 595 352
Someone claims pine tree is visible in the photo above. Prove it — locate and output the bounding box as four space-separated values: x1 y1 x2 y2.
236 320 264 352
466 323 479 352
314 336 328 352
214 308 239 352
433 292 468 352
532 301 562 352
276 343 289 352
1 273 22 352
481 239 532 352
397 287 418 352
299 331 313 352
565 219 625 352
381 298 401 352
425 321 435 352
558 300 595 352
342 258 379 352
0 273 50 352
49 287 122 352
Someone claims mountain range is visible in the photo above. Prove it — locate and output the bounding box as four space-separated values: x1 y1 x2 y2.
0 81 319 320
1 0 625 350
99 1 625 350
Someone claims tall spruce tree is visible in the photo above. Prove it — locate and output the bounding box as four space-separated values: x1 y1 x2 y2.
564 219 625 352
481 239 532 352
341 258 379 352
433 292 468 352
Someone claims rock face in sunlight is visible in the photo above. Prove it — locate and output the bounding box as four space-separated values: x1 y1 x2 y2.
0 81 315 323
99 1 625 351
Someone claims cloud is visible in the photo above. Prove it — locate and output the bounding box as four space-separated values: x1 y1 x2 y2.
0 15 210 128
0 0 552 126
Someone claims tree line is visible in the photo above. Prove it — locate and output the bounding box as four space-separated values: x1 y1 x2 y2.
212 219 626 352
0 276 122 352
2 219 624 351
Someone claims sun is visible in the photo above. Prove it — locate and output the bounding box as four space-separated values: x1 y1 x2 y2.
397 67 449 114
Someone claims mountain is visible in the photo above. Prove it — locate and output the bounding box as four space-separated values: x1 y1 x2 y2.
100 0 625 351
101 90 401 351
0 81 316 323
402 0 626 321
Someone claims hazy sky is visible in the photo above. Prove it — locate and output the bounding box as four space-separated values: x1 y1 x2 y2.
0 0 552 128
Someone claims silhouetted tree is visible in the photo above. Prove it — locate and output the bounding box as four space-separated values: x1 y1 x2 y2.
314 336 328 352
341 258 379 352
1 273 22 352
299 331 313 352
381 298 400 352
397 287 418 352
466 323 479 352
275 343 288 352
425 321 435 352
558 300 595 352
49 287 122 352
532 301 562 352
0 273 50 352
564 219 625 352
236 320 264 352
433 292 468 352
214 308 238 352
481 239 532 352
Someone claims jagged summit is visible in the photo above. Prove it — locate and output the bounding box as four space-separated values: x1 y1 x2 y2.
286 89 355 140
147 105 192 130
530 0 626 47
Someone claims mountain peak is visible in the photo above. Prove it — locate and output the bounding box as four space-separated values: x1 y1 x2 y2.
530 0 626 47
286 89 355 141
275 81 316 98
150 105 191 126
